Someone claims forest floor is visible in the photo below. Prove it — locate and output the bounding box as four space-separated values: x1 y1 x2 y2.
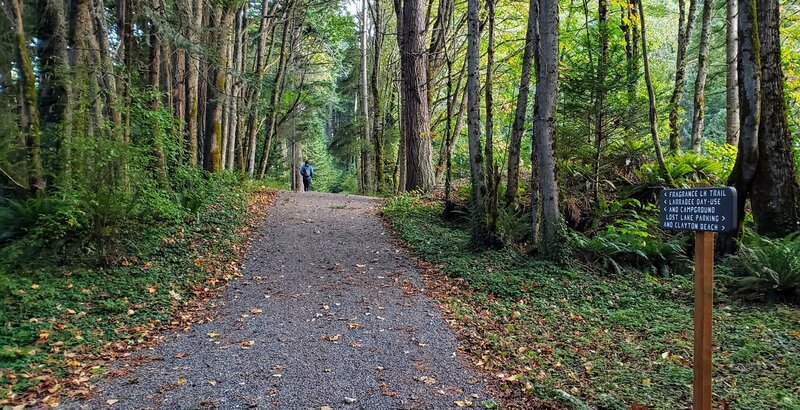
382 195 800 409
59 191 495 409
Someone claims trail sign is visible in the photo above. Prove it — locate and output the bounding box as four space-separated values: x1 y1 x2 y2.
658 186 737 410
659 187 737 233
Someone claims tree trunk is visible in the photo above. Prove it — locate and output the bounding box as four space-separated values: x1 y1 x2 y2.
149 0 168 182
751 0 800 237
722 0 760 251
6 0 44 194
533 0 564 259
484 0 498 240
37 0 74 178
504 0 538 207
689 0 712 153
245 0 278 176
667 0 698 152
258 12 297 179
400 0 434 191
726 0 739 146
360 0 371 193
466 0 488 244
185 0 203 166
370 0 384 192
639 0 673 186
205 5 234 173
92 0 122 141
593 0 609 201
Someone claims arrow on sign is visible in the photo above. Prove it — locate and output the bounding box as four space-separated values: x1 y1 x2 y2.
721 216 726 221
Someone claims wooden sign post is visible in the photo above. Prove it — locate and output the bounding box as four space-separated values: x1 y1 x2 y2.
659 187 737 410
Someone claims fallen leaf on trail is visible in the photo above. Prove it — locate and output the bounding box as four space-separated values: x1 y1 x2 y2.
31 284 40 289
351 342 363 348
54 323 67 330
321 407 333 410
348 323 363 329
383 391 399 397
38 330 51 342
169 290 182 300
48 383 61 393
454 400 473 407
177 377 187 384
127 309 135 315
175 352 190 358
420 376 436 385
147 286 158 294
661 351 670 359
207 332 220 338
250 308 263 315
504 374 519 382
642 378 652 387
106 399 119 405
208 380 217 386
322 304 330 310
143 261 154 270
789 330 800 338
356 264 366 268
241 340 255 348
42 396 59 407
66 308 76 315
321 334 342 342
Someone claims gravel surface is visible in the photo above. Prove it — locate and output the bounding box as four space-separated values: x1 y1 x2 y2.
65 191 492 410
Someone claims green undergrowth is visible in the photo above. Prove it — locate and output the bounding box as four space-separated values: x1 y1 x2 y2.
383 196 800 410
0 176 261 401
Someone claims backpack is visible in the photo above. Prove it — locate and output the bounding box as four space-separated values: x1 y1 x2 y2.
301 165 309 177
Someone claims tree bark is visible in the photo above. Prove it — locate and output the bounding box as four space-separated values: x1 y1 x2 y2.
722 0 760 250
185 0 204 166
258 12 297 179
593 0 609 201
37 0 73 178
205 5 234 173
638 0 673 186
245 0 278 176
6 0 44 193
533 0 564 258
360 0 372 193
751 0 800 236
484 0 499 238
689 0 712 153
725 0 739 146
504 0 538 207
667 0 698 152
370 0 385 192
466 0 487 242
400 0 434 191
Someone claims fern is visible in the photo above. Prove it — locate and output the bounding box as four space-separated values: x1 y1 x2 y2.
723 232 800 303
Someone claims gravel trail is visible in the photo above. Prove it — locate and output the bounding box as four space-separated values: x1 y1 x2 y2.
66 191 492 410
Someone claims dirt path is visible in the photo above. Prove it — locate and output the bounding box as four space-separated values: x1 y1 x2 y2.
67 191 491 410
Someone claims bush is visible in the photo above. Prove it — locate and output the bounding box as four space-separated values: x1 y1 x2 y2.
722 232 800 304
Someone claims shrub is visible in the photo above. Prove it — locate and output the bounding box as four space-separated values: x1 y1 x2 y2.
722 232 800 304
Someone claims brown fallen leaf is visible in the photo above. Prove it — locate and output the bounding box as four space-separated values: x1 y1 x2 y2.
241 340 255 348
348 323 363 329
175 352 191 358
420 376 436 385
106 398 119 405
321 334 342 342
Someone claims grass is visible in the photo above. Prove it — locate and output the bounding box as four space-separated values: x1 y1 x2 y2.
0 181 273 406
383 195 800 409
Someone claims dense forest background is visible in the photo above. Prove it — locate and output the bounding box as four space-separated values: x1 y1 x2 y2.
1 0 800 405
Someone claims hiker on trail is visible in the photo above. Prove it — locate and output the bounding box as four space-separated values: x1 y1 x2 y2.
300 160 314 192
